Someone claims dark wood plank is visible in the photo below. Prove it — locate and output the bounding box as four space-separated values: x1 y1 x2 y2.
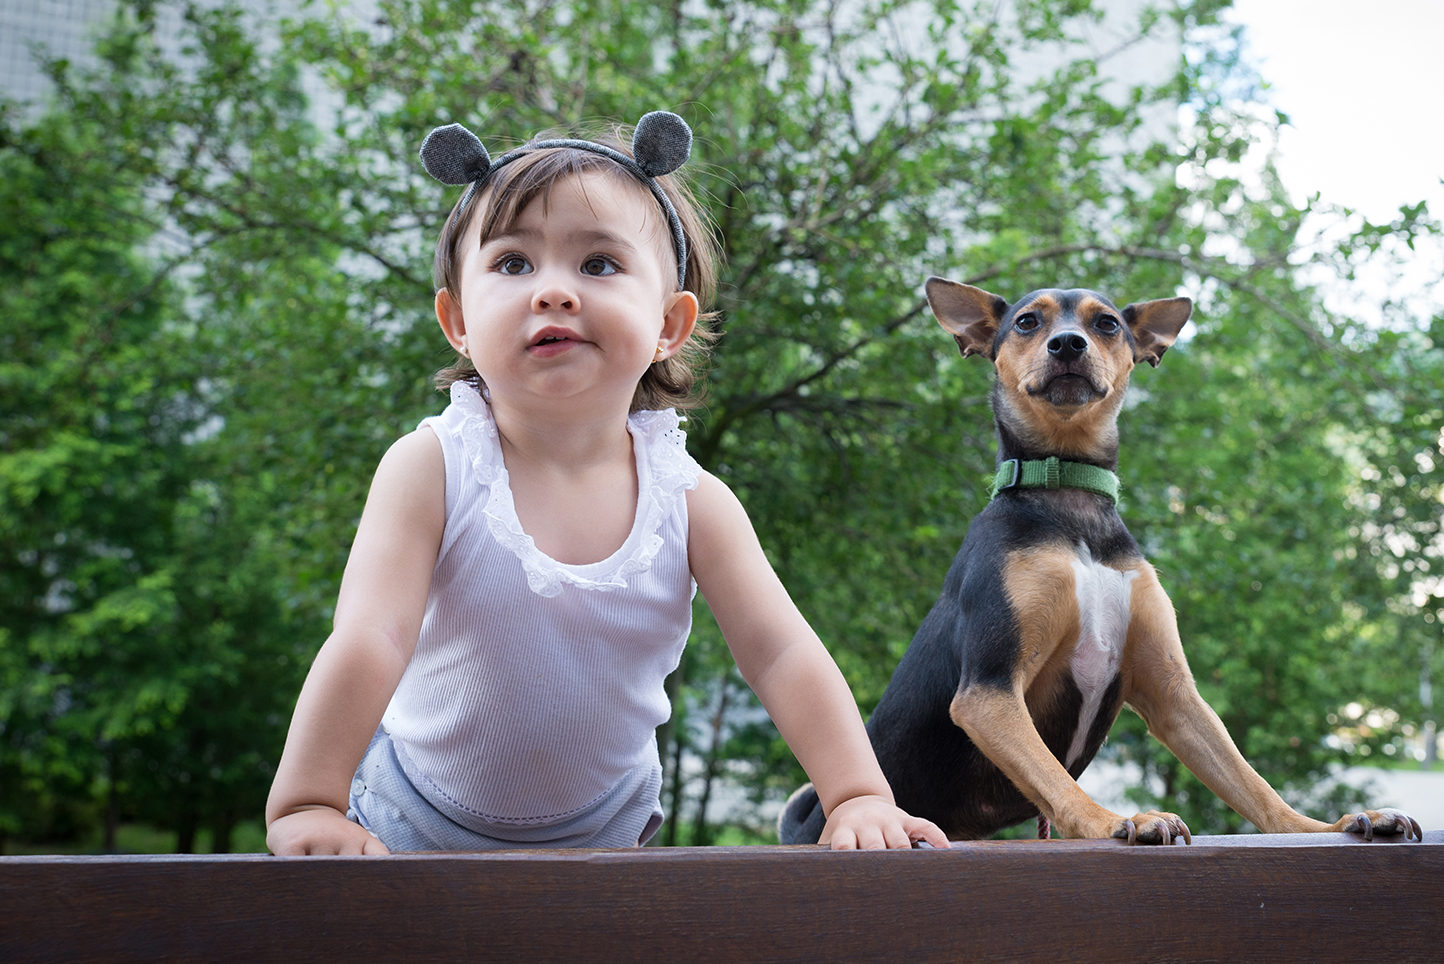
2 832 1440 964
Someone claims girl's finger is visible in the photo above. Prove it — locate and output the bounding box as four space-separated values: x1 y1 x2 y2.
882 822 913 850
906 816 951 849
855 826 887 851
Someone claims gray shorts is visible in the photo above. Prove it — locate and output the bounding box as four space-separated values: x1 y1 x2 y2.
346 727 664 851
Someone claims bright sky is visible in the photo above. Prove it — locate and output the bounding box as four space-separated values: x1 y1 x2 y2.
1227 0 1444 223
1222 0 1444 326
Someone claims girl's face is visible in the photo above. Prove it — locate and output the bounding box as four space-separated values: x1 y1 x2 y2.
435 171 698 415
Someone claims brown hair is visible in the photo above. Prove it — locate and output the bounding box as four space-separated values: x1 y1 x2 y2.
431 127 720 412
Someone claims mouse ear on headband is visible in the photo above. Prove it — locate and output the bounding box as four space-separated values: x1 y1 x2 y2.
631 111 692 177
420 112 691 184
419 123 492 185
416 111 694 289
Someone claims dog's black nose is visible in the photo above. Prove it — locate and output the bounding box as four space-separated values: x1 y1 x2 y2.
1048 332 1089 360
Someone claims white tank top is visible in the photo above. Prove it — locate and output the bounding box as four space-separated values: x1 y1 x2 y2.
382 382 700 823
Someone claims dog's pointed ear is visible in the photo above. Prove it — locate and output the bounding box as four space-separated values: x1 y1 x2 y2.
926 277 1008 360
1123 297 1192 367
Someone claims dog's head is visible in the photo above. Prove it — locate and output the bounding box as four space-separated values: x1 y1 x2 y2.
925 277 1191 457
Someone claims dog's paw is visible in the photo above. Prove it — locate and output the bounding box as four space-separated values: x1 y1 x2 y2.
1333 808 1423 842
1111 810 1191 846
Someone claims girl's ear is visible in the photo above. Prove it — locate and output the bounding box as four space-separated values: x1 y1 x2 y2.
436 288 468 354
656 290 699 359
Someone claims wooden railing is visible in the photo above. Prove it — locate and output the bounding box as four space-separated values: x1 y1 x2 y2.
2 831 1440 963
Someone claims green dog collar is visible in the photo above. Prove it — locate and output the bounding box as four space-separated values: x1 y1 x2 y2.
989 456 1119 503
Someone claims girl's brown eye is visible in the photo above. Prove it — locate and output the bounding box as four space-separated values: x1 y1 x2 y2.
582 257 617 276
1014 313 1039 333
499 255 532 275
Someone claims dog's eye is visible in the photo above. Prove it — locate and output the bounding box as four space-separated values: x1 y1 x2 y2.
1095 315 1120 334
1014 313 1040 333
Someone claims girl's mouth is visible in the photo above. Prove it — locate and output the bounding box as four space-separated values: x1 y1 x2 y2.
529 329 580 356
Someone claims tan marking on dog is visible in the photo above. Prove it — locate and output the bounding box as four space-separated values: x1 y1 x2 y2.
991 303 1137 463
1017 294 1059 317
1120 563 1336 833
992 386 1123 462
1001 546 1081 689
1074 295 1113 318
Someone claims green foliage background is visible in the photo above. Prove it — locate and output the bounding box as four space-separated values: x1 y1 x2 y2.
1 0 1440 850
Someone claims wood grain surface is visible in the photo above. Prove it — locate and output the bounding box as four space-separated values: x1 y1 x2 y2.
2 831 1440 963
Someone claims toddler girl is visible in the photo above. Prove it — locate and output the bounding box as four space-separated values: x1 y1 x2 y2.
265 112 947 854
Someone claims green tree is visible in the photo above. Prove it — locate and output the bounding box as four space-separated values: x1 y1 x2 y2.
0 33 305 849
0 97 198 846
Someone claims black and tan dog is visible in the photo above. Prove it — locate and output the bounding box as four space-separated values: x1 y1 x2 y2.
780 278 1423 845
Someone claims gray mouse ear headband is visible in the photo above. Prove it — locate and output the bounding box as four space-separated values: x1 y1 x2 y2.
419 111 693 290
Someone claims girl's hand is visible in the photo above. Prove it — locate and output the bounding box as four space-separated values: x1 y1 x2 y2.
817 794 951 851
267 807 391 856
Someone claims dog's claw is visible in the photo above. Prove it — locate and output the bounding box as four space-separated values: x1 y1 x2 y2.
1112 812 1196 846
1344 812 1375 842
1349 808 1424 842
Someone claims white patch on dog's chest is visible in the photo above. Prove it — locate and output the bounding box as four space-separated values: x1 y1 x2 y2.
1064 543 1137 769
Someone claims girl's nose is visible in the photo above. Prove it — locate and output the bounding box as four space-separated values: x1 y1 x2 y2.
531 271 579 314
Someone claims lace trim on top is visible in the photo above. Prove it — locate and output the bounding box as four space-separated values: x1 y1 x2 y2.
448 381 700 597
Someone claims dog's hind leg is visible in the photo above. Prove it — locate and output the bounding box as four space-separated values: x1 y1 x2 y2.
778 783 827 844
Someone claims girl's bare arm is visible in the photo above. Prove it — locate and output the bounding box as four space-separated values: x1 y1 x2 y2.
686 471 948 850
265 427 446 855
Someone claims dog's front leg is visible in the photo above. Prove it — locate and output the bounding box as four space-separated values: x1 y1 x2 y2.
1123 565 1422 840
950 684 1186 843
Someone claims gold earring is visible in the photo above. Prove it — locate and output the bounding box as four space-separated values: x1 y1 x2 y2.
655 345 666 357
